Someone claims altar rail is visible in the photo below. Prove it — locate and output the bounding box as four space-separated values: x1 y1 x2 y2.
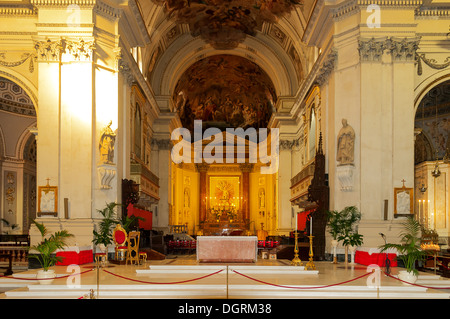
0 235 30 265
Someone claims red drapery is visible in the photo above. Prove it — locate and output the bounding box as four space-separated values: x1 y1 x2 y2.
127 203 152 230
297 209 315 231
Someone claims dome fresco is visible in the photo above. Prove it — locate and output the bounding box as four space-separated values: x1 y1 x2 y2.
173 54 277 134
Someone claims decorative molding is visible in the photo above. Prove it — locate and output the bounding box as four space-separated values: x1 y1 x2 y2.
415 53 450 76
118 59 135 86
33 38 95 62
64 38 95 61
279 139 300 151
30 0 96 8
0 6 37 16
358 37 420 62
358 37 387 62
151 138 172 150
336 164 354 191
98 164 116 190
34 39 64 61
315 49 338 86
357 0 422 7
385 37 420 61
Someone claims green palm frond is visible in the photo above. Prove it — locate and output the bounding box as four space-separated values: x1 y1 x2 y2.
29 220 73 271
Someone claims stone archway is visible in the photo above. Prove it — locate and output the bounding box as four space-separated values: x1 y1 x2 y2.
0 76 37 234
414 79 450 242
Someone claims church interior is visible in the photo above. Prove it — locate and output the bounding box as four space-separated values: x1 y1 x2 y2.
0 0 450 300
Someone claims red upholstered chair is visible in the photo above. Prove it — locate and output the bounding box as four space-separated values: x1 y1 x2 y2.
113 224 128 260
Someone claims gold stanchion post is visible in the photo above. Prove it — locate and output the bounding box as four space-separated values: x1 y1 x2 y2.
291 231 303 266
305 235 316 270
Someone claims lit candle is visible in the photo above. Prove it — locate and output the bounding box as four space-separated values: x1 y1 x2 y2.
310 216 313 236
295 213 297 231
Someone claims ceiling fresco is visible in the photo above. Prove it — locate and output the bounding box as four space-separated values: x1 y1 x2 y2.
153 0 302 49
173 54 277 134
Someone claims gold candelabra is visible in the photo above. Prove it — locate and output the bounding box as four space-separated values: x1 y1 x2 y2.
305 235 316 270
290 231 303 266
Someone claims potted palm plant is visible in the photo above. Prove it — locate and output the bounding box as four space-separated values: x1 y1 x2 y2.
327 206 363 263
379 217 429 284
327 209 343 263
28 220 74 284
338 206 362 263
341 231 364 264
92 202 119 259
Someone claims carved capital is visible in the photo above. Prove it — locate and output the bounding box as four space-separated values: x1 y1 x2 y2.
358 37 387 62
151 138 172 150
34 38 95 62
119 60 136 86
64 38 95 61
385 37 420 62
315 49 338 86
34 39 64 62
279 139 299 151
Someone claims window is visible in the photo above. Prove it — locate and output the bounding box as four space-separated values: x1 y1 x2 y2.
134 104 142 158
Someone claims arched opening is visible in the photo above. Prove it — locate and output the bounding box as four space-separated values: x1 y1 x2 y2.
414 79 450 242
0 76 37 235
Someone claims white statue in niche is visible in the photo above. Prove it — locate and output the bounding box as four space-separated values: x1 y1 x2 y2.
337 119 355 165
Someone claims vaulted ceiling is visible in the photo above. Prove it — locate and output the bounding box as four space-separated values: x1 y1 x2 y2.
135 0 316 125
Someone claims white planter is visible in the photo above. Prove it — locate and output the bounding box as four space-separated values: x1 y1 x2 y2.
349 246 357 264
398 270 418 285
36 269 56 285
331 239 338 263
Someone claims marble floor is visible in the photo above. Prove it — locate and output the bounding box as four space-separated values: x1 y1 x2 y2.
1 255 450 300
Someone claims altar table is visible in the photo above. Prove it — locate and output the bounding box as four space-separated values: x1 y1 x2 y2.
55 246 93 265
197 236 258 263
355 248 398 267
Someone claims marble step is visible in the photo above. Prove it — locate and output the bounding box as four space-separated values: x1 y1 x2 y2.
137 265 319 275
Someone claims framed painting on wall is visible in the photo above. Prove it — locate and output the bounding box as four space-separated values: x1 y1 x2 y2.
394 187 413 216
37 183 58 217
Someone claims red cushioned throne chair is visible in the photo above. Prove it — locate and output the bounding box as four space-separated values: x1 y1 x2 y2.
113 224 128 261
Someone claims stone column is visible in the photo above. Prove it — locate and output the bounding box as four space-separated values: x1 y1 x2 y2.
277 139 294 235
239 164 253 221
196 163 208 222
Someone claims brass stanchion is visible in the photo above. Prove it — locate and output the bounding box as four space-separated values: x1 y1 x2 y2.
305 236 316 270
291 231 303 266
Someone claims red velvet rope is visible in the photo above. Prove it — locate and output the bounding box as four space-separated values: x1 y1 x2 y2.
101 268 224 284
231 269 373 289
0 268 94 281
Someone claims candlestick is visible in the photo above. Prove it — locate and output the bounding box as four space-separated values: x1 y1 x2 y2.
305 236 316 270
290 230 303 266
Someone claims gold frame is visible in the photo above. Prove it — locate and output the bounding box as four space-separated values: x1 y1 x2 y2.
394 187 414 215
37 183 58 216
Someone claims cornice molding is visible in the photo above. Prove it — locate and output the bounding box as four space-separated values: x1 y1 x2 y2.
30 0 96 8
0 6 37 16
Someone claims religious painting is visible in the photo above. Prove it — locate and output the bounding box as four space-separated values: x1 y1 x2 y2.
394 187 413 216
173 55 277 136
38 183 58 216
208 176 241 208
